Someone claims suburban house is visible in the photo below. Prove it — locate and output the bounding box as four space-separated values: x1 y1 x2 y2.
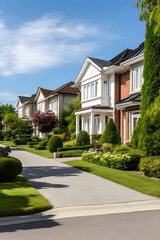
73 42 144 144
16 95 36 120
16 81 80 136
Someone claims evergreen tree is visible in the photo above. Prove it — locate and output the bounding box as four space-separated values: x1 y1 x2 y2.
99 118 121 145
132 1 160 154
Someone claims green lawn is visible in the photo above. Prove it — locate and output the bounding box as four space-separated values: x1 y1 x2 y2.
0 141 17 147
0 175 52 217
65 160 160 198
26 148 53 158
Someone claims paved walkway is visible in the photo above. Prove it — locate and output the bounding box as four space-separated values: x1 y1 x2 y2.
1 147 160 226
10 149 155 208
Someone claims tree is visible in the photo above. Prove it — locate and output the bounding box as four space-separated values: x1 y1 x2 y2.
12 120 33 139
58 107 70 134
33 112 58 136
66 94 81 134
99 118 121 145
131 0 160 154
0 104 15 120
3 113 19 130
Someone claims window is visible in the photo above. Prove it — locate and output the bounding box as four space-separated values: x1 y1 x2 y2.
103 81 108 96
38 103 44 112
95 81 98 97
131 112 140 132
82 81 98 101
84 116 90 134
50 99 57 109
133 65 143 91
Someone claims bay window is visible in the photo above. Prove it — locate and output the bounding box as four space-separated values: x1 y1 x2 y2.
82 81 98 101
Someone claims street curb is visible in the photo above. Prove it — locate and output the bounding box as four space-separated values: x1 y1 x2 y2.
0 199 160 227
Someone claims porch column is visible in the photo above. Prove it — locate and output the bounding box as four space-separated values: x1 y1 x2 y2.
90 112 94 136
81 116 84 131
76 114 80 136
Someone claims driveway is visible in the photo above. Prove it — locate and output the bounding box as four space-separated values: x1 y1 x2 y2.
10 149 156 208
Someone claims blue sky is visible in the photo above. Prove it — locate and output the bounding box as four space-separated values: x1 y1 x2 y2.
0 0 145 106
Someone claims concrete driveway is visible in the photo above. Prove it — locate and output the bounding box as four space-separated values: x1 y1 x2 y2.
10 149 156 208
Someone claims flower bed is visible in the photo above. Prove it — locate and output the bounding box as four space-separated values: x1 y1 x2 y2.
81 151 140 170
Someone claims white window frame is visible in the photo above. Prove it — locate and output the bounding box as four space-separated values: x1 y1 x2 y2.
131 111 140 133
131 64 143 93
82 81 98 101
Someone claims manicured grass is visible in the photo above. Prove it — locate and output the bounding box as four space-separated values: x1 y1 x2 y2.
0 175 52 217
0 141 28 149
26 148 53 158
65 160 160 198
0 141 17 147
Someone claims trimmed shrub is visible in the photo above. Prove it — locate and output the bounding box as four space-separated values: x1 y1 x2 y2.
0 156 22 182
27 142 39 148
99 118 121 145
31 135 41 142
139 156 160 178
13 138 27 145
57 145 91 152
113 145 130 153
82 151 140 170
0 146 11 157
34 145 46 150
59 150 84 158
2 130 13 141
77 131 90 146
91 134 102 144
71 132 76 140
48 135 63 153
102 143 113 153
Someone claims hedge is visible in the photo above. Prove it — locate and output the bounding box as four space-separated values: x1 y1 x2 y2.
34 145 46 150
139 156 160 178
59 150 85 158
27 142 40 148
57 145 91 152
48 135 63 153
81 151 140 170
0 156 22 182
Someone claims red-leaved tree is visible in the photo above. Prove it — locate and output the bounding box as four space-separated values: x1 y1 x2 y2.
33 112 58 136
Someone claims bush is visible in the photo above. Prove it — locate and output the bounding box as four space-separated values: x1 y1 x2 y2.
0 146 11 157
53 128 59 134
102 143 112 153
91 134 102 144
77 131 90 146
59 150 84 158
13 138 28 145
139 156 160 178
0 131 4 140
93 142 102 149
0 156 22 182
81 151 140 170
2 130 13 141
71 132 76 140
27 142 40 148
113 145 130 153
57 145 91 152
99 118 121 145
48 135 63 153
63 139 77 147
31 135 41 142
34 145 46 150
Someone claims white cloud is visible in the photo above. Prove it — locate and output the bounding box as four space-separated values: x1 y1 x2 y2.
0 92 17 101
0 15 118 76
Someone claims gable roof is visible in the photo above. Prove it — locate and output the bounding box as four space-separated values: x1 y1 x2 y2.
18 96 30 104
53 81 80 95
39 87 54 98
88 57 111 69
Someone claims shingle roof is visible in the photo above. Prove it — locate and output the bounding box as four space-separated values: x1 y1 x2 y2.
39 87 54 97
116 92 141 105
18 96 30 103
88 42 144 69
54 81 80 95
88 57 111 69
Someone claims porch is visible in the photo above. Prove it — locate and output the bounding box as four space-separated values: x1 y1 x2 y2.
75 105 113 136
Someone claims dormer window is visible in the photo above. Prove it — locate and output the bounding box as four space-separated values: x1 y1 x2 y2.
132 65 143 92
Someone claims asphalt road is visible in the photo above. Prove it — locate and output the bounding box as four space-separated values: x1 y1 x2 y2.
1 210 160 240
